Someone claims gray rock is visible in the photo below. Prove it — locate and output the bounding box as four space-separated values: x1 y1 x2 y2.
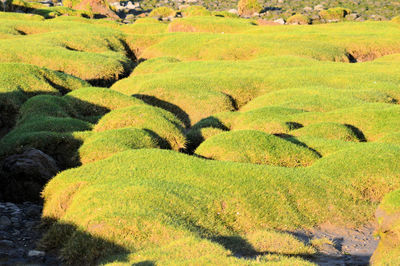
3 149 59 182
0 239 14 248
25 205 42 217
0 216 11 227
28 250 45 257
274 18 285 25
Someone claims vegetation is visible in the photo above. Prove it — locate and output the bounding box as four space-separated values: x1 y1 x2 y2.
237 0 262 17
286 14 310 25
148 6 176 19
1 8 400 265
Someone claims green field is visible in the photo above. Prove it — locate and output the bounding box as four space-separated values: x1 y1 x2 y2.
1 8 400 265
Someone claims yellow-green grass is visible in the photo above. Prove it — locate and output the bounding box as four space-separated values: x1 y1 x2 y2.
128 21 400 63
93 105 187 151
168 16 257 33
40 143 400 264
377 132 400 145
64 87 144 117
319 7 351 22
291 122 363 142
149 6 176 19
241 87 394 113
0 11 44 21
78 128 161 164
121 18 168 35
286 14 310 25
181 6 211 17
0 63 88 128
111 52 400 127
195 130 321 167
0 17 134 84
371 189 400 265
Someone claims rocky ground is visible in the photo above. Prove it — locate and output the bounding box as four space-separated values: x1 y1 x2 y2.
296 225 378 265
0 202 59 265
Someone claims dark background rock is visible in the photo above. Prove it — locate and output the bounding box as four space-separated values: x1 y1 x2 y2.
0 149 59 203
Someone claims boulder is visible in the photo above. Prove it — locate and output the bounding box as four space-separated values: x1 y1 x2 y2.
1 149 59 202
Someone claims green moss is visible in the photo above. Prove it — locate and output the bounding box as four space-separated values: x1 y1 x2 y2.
149 6 176 18
64 87 144 117
168 16 256 33
181 6 211 17
319 7 352 22
78 128 161 164
292 122 362 142
371 189 400 264
93 105 187 151
212 11 239 18
196 130 320 167
41 144 400 264
286 14 310 25
237 0 262 17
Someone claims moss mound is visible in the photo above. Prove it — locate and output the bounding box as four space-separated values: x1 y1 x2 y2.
233 106 304 134
65 87 144 117
93 105 187 151
371 189 400 264
168 16 256 33
181 6 211 17
286 14 310 25
292 122 362 142
195 130 320 167
319 7 351 22
40 144 400 264
237 0 262 17
78 128 161 164
149 7 176 19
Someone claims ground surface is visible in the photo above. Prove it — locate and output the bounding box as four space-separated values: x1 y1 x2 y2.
1 8 400 266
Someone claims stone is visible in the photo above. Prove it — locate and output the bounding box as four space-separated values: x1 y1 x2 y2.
25 205 42 217
3 149 59 182
0 239 14 248
0 216 11 227
274 18 285 25
1 149 59 202
28 250 45 257
228 9 238 14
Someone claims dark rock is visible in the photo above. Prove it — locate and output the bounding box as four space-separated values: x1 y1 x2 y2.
0 216 11 227
0 239 14 249
1 149 59 202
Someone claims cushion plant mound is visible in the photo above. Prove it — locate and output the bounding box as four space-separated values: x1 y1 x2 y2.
232 106 305 134
319 7 351 22
0 19 134 84
372 189 400 265
93 105 187 151
392 16 400 24
286 14 310 25
40 144 400 264
181 5 211 17
187 127 227 152
240 87 394 113
195 130 321 167
11 117 92 135
149 7 176 19
64 87 144 117
377 132 400 145
78 128 161 164
111 74 236 127
292 122 362 142
0 63 88 128
237 0 262 17
17 95 78 124
168 16 256 33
